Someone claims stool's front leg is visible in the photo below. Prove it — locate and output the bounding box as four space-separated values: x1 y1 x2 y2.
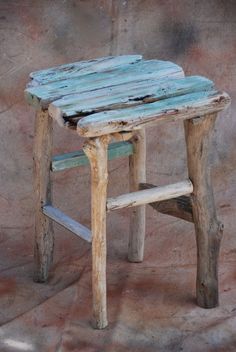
184 113 223 308
84 135 110 329
33 110 54 282
128 129 146 262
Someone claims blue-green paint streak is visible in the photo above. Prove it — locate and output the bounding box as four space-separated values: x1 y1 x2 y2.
51 141 134 171
51 75 213 118
25 60 184 109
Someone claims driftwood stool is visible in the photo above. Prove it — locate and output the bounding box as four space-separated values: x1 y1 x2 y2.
25 55 230 329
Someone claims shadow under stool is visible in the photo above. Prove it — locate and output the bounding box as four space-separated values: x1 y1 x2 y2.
25 55 230 329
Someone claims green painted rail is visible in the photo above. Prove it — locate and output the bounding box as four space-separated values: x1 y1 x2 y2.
51 141 134 172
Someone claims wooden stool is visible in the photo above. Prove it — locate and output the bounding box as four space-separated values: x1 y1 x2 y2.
25 55 230 329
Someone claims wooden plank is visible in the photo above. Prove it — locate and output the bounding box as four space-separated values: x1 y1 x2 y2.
49 76 213 126
29 55 142 86
140 182 193 222
107 180 193 211
33 110 54 283
184 114 224 308
43 205 92 243
25 60 184 109
77 90 230 137
51 141 134 171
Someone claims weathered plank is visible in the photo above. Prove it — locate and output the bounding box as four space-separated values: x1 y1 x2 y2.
49 76 213 126
77 90 230 137
43 205 92 243
25 60 184 109
140 182 193 222
128 130 146 262
29 55 142 86
184 114 224 308
34 110 54 283
51 141 134 171
107 180 193 211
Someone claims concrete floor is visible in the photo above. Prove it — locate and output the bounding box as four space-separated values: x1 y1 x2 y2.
0 1 236 351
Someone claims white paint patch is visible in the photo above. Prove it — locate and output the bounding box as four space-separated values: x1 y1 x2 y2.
3 338 34 351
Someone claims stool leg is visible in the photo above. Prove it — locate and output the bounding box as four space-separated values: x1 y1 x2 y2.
83 136 110 329
33 110 54 282
128 129 146 262
184 113 223 308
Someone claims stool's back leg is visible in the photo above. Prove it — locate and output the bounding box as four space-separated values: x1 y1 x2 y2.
128 129 146 262
83 136 110 329
33 110 54 282
184 113 223 308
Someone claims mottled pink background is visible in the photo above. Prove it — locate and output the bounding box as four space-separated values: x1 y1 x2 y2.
0 1 236 351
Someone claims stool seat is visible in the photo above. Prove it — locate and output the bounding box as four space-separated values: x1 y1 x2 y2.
25 55 229 138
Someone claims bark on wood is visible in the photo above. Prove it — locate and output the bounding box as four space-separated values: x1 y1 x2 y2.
107 180 193 211
128 129 146 262
33 110 54 282
83 135 110 329
140 183 193 222
184 113 223 308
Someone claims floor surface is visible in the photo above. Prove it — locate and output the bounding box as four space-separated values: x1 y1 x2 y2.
0 168 236 352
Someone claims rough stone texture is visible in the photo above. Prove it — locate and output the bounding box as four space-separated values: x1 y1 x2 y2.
0 0 236 351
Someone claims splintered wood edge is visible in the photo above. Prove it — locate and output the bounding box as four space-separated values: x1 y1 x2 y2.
76 91 231 137
25 60 184 109
32 55 142 76
48 75 213 126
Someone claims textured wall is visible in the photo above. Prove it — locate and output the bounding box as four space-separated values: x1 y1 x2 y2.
0 0 235 281
1 1 236 350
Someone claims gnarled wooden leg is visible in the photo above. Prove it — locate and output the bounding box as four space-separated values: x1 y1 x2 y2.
128 129 146 262
83 135 110 329
184 113 223 308
33 110 54 282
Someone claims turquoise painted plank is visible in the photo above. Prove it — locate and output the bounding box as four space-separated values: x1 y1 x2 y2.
25 60 184 109
29 55 142 86
51 141 134 171
77 90 230 137
49 76 214 125
52 149 88 171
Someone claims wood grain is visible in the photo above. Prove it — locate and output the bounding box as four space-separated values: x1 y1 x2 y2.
128 130 146 262
48 76 212 126
184 113 224 308
77 90 230 137
29 55 142 86
25 60 184 109
140 183 193 222
33 110 54 282
107 180 193 211
83 135 110 329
